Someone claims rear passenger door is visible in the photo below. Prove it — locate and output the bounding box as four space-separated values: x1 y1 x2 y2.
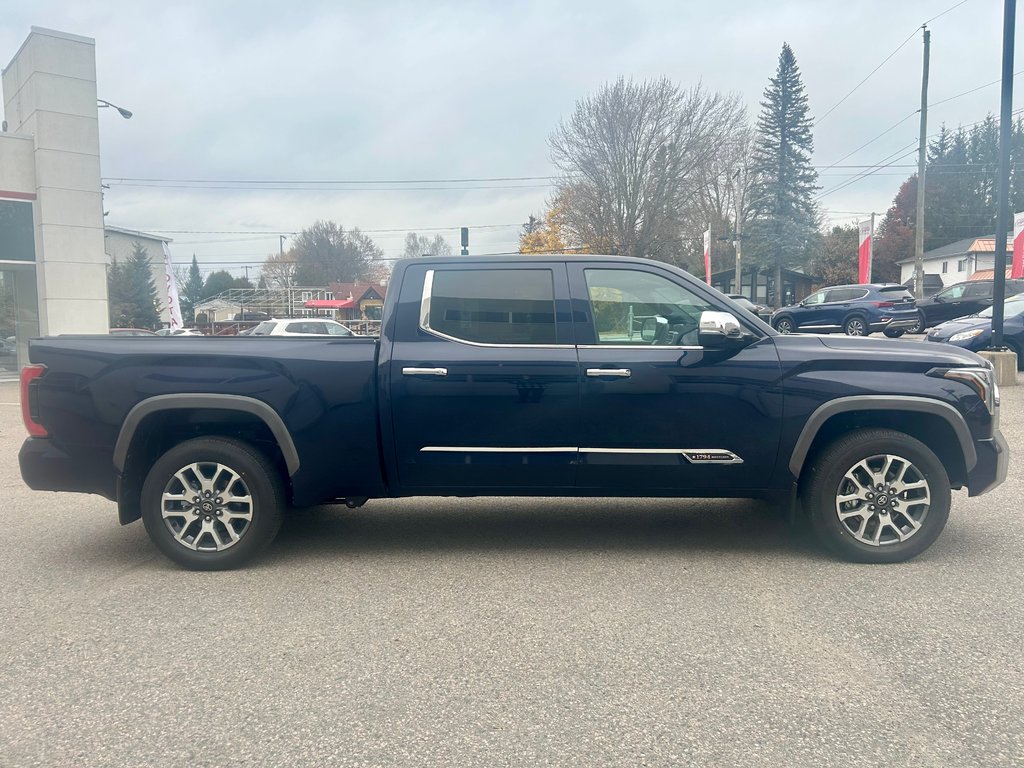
961 282 994 316
387 262 580 491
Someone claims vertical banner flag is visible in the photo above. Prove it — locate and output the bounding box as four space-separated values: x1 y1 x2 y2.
858 219 873 284
1013 211 1024 279
703 228 711 284
162 242 184 330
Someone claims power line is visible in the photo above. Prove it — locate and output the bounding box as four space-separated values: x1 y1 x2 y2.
922 0 972 25
105 182 553 192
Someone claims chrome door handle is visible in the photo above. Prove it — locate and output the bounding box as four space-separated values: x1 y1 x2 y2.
586 368 631 378
402 367 447 376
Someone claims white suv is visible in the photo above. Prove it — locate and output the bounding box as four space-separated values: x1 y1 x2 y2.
250 319 355 337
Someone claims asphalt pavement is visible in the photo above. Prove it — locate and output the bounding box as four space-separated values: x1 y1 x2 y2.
0 378 1021 767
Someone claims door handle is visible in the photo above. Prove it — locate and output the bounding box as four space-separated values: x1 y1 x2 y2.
403 367 448 376
586 368 631 378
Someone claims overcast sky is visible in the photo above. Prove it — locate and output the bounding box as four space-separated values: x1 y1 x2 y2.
0 0 1014 275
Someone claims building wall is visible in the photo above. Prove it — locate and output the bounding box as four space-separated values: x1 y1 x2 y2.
2 28 108 335
900 254 996 286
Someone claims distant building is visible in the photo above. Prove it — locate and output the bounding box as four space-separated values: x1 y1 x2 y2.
710 266 815 308
104 226 174 325
897 235 1009 289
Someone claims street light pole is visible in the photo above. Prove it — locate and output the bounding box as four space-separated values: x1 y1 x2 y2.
913 27 930 300
991 0 1016 350
97 99 132 119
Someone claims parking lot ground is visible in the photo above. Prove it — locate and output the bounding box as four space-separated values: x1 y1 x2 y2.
0 379 1021 767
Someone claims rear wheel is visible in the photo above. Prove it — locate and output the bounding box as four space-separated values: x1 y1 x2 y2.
774 316 795 334
906 312 925 335
141 437 284 570
843 316 868 336
802 428 950 563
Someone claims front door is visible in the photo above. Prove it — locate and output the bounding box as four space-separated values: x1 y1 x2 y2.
569 263 783 491
388 262 580 491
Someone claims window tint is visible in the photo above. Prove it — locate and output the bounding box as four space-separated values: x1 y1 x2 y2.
427 269 556 344
937 284 967 300
803 291 826 305
878 286 914 299
325 322 351 336
964 283 992 299
583 269 715 346
286 321 325 334
252 321 275 335
825 288 867 302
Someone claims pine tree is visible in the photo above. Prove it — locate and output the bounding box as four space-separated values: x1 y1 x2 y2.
126 242 160 329
746 43 820 306
180 255 205 324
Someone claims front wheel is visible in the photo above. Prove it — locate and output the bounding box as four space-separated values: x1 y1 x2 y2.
843 316 868 336
774 316 795 334
141 437 285 570
801 428 951 563
883 328 905 338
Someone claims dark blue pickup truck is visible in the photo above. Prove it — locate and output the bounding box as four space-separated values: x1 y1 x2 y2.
19 255 1008 569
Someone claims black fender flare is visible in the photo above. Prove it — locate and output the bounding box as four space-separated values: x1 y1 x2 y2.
113 394 300 475
789 395 977 476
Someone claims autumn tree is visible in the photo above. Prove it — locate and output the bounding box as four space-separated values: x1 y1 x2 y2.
520 189 590 254
261 250 299 290
292 220 382 285
746 44 820 305
402 232 453 259
810 225 859 286
548 77 745 264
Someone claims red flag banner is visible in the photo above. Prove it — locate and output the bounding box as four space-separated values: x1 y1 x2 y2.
1013 211 1024 279
703 229 711 284
858 219 872 284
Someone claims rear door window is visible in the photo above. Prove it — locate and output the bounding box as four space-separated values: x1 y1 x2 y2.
964 283 992 299
825 288 867 302
425 269 556 345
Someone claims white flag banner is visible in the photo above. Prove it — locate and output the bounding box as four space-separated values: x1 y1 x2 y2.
162 241 184 330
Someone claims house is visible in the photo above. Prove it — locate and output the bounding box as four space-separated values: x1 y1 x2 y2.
324 282 388 324
192 297 241 323
897 235 1010 289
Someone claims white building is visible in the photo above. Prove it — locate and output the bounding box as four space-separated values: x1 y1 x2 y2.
1 27 109 374
104 225 175 326
898 235 1008 291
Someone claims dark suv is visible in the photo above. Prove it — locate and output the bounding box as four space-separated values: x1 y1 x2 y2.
771 284 919 337
908 278 1024 333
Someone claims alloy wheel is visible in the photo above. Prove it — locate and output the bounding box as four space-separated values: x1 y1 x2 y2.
160 462 254 551
834 453 931 546
845 318 866 336
776 318 793 334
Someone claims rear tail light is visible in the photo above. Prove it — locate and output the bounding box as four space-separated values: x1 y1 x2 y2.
871 301 895 308
20 364 48 437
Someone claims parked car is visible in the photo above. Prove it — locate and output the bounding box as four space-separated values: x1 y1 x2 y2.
250 318 355 336
155 328 203 336
109 328 157 337
233 311 271 321
926 295 1024 369
771 284 919 337
19 254 1006 570
727 294 773 323
908 278 1024 333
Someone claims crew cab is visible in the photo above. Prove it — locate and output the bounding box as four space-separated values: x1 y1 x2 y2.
19 255 1008 569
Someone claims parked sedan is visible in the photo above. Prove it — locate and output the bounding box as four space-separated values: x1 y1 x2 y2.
925 295 1024 369
771 284 919 337
250 318 356 336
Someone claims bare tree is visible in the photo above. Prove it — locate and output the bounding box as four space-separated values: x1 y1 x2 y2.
549 77 746 265
261 250 299 290
402 232 453 259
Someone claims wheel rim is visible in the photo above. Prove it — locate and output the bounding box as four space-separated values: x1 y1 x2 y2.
835 454 931 547
777 319 792 334
160 462 254 551
846 319 866 336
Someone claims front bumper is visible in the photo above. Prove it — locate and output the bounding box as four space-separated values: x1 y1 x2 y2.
966 429 1009 496
19 438 117 500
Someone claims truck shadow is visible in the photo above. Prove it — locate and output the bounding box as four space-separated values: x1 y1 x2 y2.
269 497 824 561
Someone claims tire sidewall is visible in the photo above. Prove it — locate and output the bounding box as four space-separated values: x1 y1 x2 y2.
805 431 951 563
844 316 868 336
775 316 794 334
141 438 284 570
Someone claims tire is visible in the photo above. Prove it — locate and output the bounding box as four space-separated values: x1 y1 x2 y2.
906 312 925 335
883 328 905 338
141 437 285 570
801 428 951 563
843 316 869 336
774 316 795 334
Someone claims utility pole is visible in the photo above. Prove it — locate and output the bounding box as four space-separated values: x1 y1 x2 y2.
732 165 747 296
913 27 930 299
991 0 1016 351
868 211 875 283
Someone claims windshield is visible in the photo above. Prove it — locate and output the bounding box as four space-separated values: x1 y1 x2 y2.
980 300 1024 319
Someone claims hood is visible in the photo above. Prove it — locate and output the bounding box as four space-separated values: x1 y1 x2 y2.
811 334 986 366
929 315 991 340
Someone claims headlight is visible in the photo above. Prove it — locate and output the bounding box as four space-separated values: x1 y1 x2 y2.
948 328 985 342
929 366 997 414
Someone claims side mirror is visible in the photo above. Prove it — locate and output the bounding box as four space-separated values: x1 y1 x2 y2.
640 315 669 344
698 311 745 348
933 295 944 303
